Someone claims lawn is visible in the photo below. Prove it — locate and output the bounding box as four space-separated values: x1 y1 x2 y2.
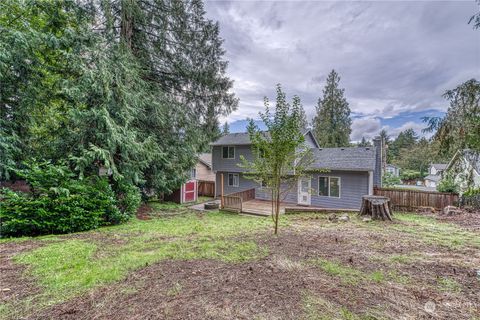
1 208 479 319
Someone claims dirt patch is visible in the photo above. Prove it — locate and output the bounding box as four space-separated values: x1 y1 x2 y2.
435 212 480 231
25 223 480 320
136 203 153 220
0 241 42 304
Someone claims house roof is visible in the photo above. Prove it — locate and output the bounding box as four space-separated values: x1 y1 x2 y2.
431 163 448 170
446 149 480 175
308 147 376 172
424 174 441 182
198 153 212 169
210 130 319 148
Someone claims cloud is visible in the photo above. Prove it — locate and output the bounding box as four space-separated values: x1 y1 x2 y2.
205 0 480 138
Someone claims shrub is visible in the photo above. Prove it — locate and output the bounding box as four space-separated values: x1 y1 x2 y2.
400 169 424 181
382 172 401 187
0 161 122 237
437 176 458 193
113 181 141 221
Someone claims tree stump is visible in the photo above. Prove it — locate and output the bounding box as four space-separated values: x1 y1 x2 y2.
359 195 393 221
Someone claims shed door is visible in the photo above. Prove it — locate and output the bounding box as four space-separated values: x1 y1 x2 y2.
183 180 197 203
298 177 311 205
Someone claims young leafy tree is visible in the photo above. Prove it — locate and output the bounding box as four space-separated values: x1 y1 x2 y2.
240 85 312 235
312 69 352 147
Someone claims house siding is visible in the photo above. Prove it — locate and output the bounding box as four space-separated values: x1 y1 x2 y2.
216 170 368 209
195 162 215 181
212 145 254 173
215 171 261 196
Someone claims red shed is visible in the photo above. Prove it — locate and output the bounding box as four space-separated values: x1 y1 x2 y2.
164 179 197 204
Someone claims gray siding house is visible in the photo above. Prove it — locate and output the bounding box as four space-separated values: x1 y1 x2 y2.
211 130 383 210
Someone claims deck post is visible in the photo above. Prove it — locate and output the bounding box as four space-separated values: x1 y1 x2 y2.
220 173 224 209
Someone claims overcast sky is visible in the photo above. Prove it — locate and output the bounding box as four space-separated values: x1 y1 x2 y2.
205 0 480 141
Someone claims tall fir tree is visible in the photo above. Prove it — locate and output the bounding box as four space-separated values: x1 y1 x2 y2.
222 122 230 135
312 70 352 147
298 104 309 130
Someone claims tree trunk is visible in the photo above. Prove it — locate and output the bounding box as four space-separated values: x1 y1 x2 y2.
359 195 393 221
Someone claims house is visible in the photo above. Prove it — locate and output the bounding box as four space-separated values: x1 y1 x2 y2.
424 163 448 188
210 131 383 210
385 164 400 177
444 149 480 193
194 153 215 181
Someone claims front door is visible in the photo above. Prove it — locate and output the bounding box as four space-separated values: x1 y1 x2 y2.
298 177 311 206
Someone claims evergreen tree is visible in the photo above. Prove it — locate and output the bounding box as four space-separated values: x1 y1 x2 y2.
312 70 352 147
388 129 418 161
423 79 480 156
298 104 309 130
357 137 371 147
222 122 230 135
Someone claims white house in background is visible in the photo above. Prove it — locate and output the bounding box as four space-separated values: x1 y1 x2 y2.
424 163 448 188
385 164 400 177
444 149 480 194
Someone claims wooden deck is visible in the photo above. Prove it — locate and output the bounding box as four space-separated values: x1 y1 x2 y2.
240 199 358 216
240 199 310 216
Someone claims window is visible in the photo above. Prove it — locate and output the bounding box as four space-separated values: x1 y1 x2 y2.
222 146 235 159
318 176 341 198
228 173 239 187
261 180 268 188
190 168 196 179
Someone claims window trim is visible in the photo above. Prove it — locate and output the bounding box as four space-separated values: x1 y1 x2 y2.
227 173 239 187
222 146 235 159
318 176 341 198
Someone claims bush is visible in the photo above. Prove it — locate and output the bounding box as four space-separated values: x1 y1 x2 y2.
113 181 141 221
382 172 401 187
400 169 424 181
437 176 458 193
0 161 123 237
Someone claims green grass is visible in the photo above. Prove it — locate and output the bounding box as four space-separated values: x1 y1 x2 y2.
310 259 364 285
310 258 410 286
302 292 377 320
392 213 480 249
5 212 271 318
437 276 462 293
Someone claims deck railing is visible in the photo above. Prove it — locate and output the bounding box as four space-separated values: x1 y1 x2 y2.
222 188 255 213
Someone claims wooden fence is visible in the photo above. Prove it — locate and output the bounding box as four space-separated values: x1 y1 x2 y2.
374 187 459 210
197 180 215 197
222 188 255 213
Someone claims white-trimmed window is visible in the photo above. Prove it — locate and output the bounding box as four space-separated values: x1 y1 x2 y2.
190 168 196 179
318 176 341 198
228 173 239 187
222 146 235 159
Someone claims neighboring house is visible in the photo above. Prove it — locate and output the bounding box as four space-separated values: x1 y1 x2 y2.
444 149 480 193
385 164 400 177
424 163 448 188
195 153 215 181
210 130 383 210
